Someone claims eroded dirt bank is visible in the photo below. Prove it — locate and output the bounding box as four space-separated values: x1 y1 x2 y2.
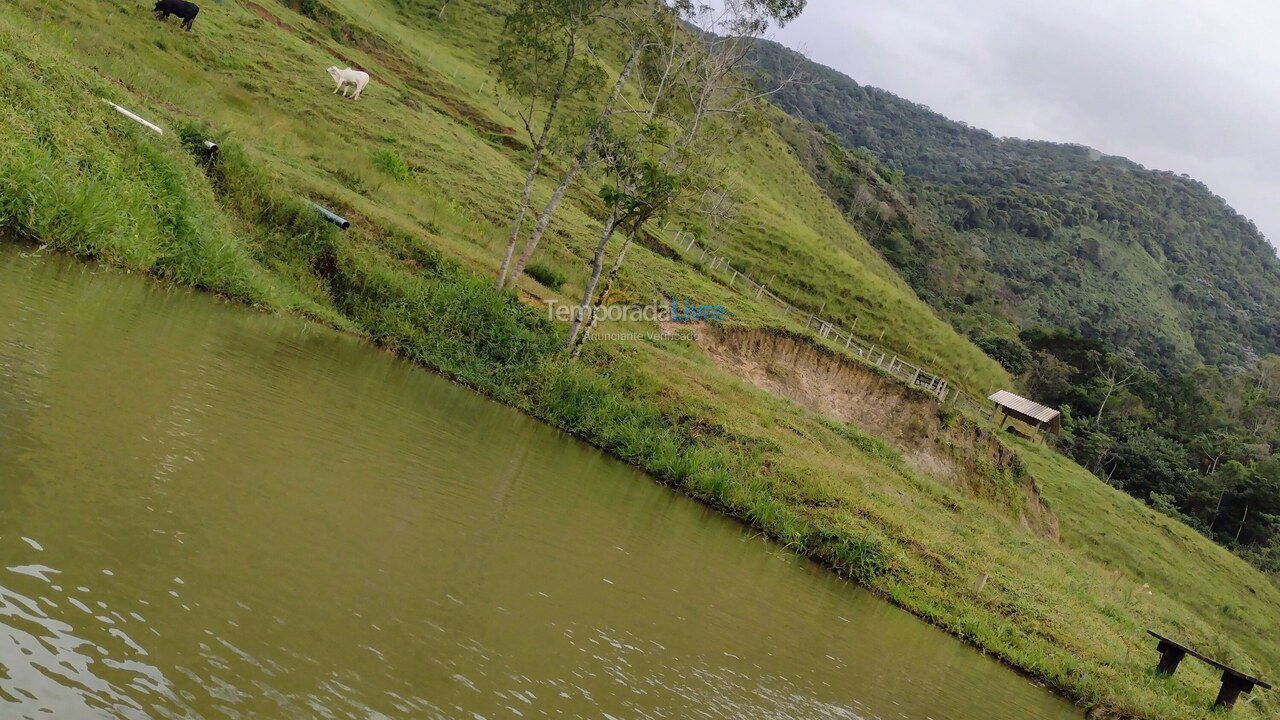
683 324 1059 540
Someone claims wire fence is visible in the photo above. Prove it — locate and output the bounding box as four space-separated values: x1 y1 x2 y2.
662 227 996 422
415 55 1001 420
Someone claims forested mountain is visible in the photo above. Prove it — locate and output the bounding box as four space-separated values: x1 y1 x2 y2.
748 38 1280 571
749 38 1280 374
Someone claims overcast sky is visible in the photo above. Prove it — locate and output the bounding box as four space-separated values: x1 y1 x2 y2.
768 0 1280 248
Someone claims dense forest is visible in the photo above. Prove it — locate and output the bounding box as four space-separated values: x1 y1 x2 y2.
749 40 1280 574
750 38 1280 373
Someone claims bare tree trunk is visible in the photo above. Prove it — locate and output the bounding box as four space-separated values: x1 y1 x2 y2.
1094 367 1137 423
571 231 634 355
506 154 587 288
1234 502 1249 545
567 211 620 349
1096 382 1116 423
496 153 542 289
1211 486 1226 529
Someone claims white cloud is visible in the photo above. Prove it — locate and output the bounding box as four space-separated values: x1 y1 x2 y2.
772 0 1280 245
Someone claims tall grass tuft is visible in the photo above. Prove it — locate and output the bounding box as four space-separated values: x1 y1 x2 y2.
525 261 567 290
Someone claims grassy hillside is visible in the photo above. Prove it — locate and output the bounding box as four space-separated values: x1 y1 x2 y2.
2 1 1279 718
3 0 1004 394
752 39 1280 571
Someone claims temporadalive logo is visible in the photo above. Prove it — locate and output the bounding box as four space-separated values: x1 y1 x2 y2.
545 298 732 324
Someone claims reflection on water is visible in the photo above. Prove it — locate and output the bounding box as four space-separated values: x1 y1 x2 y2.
0 245 1079 720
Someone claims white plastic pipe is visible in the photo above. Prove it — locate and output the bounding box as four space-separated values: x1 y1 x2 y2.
104 100 164 136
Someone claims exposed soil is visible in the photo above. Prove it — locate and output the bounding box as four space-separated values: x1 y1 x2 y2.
243 1 294 31
394 71 522 149
682 324 1060 540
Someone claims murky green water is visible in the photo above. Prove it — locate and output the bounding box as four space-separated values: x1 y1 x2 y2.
0 245 1079 720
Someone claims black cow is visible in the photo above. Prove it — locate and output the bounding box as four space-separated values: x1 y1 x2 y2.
153 0 199 30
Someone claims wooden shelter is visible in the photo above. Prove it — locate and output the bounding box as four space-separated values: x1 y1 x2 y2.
988 390 1060 438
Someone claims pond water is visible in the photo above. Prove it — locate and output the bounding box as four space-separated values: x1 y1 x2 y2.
0 245 1079 719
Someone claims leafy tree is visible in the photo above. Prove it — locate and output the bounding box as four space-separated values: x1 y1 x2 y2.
1021 350 1074 405
493 0 615 289
497 1 654 290
1020 334 1280 567
972 334 1031 374
566 0 808 352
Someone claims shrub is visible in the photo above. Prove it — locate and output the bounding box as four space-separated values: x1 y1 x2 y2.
372 148 410 181
525 261 566 290
295 0 324 20
972 333 1032 375
176 121 211 156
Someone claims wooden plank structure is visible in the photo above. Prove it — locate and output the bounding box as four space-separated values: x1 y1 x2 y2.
988 389 1060 439
1147 630 1272 709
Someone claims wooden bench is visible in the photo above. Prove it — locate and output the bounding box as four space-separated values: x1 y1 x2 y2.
1148 630 1271 709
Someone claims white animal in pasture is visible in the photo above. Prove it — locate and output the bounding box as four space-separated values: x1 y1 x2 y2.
326 66 370 100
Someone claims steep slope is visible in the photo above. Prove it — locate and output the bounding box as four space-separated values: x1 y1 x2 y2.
748 37 1280 373
7 0 1005 393
3 2 1280 718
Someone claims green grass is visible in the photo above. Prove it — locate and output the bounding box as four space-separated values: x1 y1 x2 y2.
1 2 1278 718
525 260 567 290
